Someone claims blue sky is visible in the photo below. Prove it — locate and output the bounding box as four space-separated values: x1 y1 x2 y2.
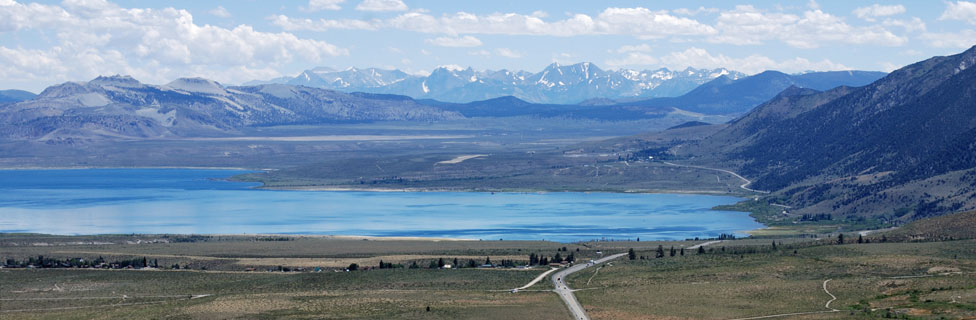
1 0 975 92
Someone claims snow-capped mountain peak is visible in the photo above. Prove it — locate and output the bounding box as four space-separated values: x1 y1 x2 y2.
272 63 746 104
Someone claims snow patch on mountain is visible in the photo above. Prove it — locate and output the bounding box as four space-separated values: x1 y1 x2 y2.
271 63 747 104
166 78 228 96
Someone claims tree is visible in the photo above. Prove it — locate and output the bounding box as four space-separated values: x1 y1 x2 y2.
529 253 539 265
484 256 491 266
347 263 359 271
453 257 459 267
881 235 888 243
698 246 705 254
857 234 864 244
680 248 685 256
656 245 665 258
554 253 563 263
772 241 777 250
438 258 445 268
428 260 439 269
566 252 575 263
669 246 676 257
467 259 477 268
837 233 845 244
409 261 420 269
628 248 636 260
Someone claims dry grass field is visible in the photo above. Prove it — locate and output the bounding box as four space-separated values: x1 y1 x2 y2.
570 240 976 319
0 268 568 319
4 212 975 319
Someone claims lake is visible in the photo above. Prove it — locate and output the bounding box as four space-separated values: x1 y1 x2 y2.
0 169 763 242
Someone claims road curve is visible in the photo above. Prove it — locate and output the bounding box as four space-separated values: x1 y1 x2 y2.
662 161 769 194
512 267 558 291
687 240 723 249
552 253 628 320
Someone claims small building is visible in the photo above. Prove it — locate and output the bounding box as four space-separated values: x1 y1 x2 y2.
442 265 452 269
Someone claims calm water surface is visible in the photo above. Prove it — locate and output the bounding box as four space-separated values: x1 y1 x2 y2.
0 169 763 241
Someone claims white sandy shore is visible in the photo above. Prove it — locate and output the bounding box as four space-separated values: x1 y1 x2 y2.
184 135 473 142
0 166 264 171
436 154 487 164
206 233 477 241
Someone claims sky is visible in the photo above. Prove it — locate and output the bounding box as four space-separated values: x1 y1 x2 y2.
1 0 976 92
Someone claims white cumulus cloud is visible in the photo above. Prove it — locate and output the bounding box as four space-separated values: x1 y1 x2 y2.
852 4 905 21
273 7 715 39
269 14 379 32
882 17 926 32
672 6 719 16
495 48 522 58
0 0 346 89
658 47 849 74
711 5 906 48
425 35 482 47
208 6 230 18
307 0 345 11
356 0 407 12
920 29 976 48
940 1 976 24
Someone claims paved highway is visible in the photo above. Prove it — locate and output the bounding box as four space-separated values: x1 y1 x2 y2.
551 253 628 320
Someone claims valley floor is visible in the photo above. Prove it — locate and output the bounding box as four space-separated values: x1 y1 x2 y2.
2 232 974 319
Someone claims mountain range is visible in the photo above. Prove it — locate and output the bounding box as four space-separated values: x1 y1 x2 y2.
674 45 976 222
249 63 747 104
0 76 459 142
249 63 885 114
621 70 887 114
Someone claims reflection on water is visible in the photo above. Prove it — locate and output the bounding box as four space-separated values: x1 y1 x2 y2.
0 169 763 241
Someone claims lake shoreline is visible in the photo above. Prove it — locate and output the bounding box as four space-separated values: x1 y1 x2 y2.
0 168 767 241
0 166 266 171
0 232 477 242
258 185 740 196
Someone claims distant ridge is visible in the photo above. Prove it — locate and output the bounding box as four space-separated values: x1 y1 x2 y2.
620 70 887 115
667 121 712 130
260 63 746 104
0 89 37 103
0 76 461 141
681 45 976 222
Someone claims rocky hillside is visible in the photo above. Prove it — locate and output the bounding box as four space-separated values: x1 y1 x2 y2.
676 45 976 223
619 70 887 115
0 76 461 141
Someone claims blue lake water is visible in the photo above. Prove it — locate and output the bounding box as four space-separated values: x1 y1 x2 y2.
0 169 763 242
